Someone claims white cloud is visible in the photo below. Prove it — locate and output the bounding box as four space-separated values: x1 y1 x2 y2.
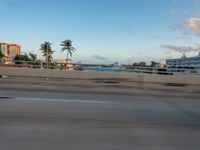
188 18 200 35
172 17 200 36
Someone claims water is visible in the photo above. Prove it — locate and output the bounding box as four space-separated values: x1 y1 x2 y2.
83 66 200 76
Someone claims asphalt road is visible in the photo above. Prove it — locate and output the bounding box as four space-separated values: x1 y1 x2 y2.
0 85 200 150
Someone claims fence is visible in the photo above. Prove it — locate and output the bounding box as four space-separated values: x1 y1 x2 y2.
1 65 200 86
0 60 200 76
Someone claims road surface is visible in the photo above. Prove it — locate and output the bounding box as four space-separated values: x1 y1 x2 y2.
0 80 200 150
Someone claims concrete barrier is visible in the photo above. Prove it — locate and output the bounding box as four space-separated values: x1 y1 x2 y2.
0 66 200 85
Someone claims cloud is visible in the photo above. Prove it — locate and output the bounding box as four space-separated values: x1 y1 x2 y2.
165 55 173 59
91 55 108 60
172 17 200 37
161 44 200 53
164 51 172 54
124 24 134 29
154 35 161 39
172 0 200 4
137 52 142 55
174 23 190 35
172 0 179 3
188 18 200 35
2 0 18 7
170 10 188 20
122 24 134 33
170 12 191 37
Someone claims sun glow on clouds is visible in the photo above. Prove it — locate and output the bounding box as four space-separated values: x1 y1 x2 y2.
188 18 200 35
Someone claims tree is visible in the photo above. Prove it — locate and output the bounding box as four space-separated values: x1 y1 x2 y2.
14 53 40 68
40 42 54 68
29 52 37 61
0 48 4 59
0 48 5 64
61 40 76 60
14 53 37 62
139 62 146 66
14 53 32 64
151 61 159 67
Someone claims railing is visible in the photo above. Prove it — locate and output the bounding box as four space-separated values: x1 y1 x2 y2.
0 60 200 76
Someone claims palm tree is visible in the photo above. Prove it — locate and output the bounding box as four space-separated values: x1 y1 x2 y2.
40 42 54 68
61 40 76 60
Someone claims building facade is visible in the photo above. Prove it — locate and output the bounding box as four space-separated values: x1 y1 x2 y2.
54 59 74 71
0 43 21 62
166 53 200 69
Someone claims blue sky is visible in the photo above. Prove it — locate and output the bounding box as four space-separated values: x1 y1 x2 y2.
1 0 200 64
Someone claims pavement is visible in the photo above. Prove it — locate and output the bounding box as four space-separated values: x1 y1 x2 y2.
0 77 200 150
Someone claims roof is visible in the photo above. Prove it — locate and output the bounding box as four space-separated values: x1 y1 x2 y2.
8 44 21 47
0 42 21 47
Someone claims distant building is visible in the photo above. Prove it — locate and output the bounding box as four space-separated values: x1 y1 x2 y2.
0 43 21 63
166 53 200 69
54 59 74 71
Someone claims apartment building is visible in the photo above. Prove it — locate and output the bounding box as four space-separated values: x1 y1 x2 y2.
0 43 21 62
166 53 200 69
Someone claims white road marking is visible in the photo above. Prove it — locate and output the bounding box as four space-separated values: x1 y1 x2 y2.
14 97 110 104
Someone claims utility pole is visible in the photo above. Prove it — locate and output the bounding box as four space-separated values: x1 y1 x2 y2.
46 45 49 69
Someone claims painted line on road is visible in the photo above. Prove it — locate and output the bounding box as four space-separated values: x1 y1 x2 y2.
14 97 110 104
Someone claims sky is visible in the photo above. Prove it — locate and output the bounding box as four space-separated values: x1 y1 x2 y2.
1 0 200 64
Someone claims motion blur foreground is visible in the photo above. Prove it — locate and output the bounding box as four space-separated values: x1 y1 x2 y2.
0 67 200 150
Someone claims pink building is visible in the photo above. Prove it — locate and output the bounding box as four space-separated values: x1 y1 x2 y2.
0 43 21 61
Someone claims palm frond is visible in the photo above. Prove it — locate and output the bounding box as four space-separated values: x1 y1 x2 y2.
60 40 77 58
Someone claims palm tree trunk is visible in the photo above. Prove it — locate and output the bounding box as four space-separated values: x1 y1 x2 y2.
67 51 69 60
66 51 69 70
